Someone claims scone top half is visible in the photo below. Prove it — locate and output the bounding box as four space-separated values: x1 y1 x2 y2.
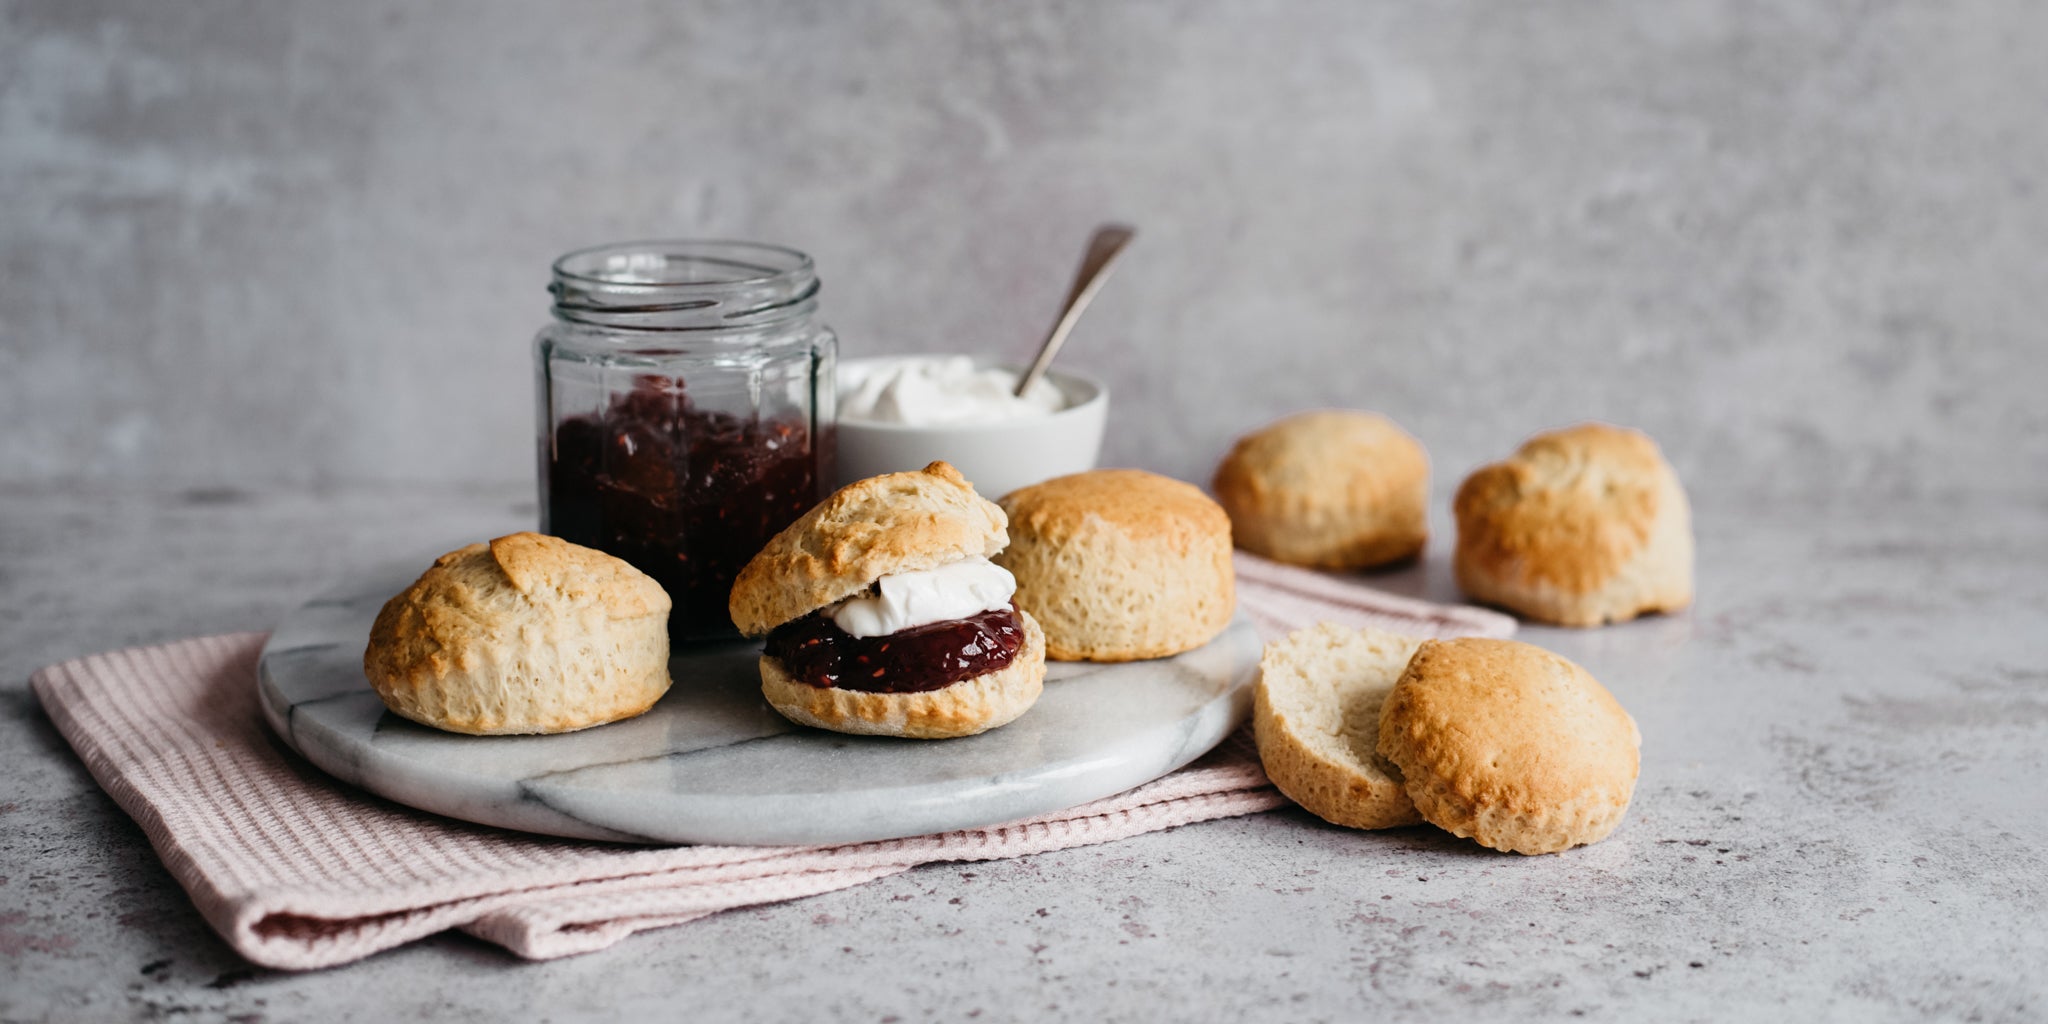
1378 637 1641 854
729 461 1048 739
730 461 1010 637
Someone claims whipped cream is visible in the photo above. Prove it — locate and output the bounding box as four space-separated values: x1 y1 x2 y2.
827 557 1018 638
840 356 1066 426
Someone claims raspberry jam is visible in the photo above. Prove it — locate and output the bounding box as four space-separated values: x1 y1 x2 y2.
547 375 826 642
763 605 1026 693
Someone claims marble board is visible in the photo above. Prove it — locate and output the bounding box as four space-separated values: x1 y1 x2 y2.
257 565 1262 847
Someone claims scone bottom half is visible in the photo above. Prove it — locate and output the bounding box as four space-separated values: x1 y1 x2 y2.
362 532 673 736
1253 623 1426 831
729 461 1049 739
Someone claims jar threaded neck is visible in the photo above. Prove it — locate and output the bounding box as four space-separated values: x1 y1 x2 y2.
550 240 819 331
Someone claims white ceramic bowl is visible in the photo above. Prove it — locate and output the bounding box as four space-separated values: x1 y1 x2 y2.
833 357 1110 501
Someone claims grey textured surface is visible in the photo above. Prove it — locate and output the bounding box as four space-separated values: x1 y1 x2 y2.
3 1 2045 495
2 483 2045 1021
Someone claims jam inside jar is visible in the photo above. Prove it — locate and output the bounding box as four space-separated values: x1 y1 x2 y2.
536 241 837 643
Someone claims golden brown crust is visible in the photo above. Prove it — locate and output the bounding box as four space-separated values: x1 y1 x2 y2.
1377 638 1641 855
1252 623 1425 830
729 461 1008 636
1213 410 1430 570
484 531 668 619
363 533 672 735
995 470 1235 662
1452 423 1693 627
759 608 1047 738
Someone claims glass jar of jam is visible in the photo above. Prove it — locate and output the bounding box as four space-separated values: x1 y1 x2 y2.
535 240 836 643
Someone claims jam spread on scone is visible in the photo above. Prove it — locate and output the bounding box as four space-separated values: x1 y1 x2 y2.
764 604 1026 693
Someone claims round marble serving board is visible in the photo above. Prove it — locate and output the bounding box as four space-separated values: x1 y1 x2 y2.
257 565 1262 847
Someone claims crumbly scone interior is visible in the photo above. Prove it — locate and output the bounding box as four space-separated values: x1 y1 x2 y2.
1272 625 1418 781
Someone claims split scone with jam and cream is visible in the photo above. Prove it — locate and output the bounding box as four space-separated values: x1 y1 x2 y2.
728 461 1047 739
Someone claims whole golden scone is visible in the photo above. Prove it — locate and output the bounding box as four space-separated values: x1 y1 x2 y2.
1377 637 1641 855
996 469 1235 662
364 532 671 735
730 461 1006 637
1213 410 1430 570
1453 422 1693 627
760 609 1047 739
1253 623 1426 830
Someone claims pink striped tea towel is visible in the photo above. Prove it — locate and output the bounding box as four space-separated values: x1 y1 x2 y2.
30 556 1512 969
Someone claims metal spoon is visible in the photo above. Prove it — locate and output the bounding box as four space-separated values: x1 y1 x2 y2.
1013 223 1135 398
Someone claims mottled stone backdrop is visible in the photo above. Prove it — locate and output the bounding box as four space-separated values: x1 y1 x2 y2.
4 1 2043 497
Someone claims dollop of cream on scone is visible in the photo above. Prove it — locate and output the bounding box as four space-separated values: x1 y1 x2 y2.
825 557 1018 638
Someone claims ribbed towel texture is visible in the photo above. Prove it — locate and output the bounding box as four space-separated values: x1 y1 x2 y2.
31 552 1513 969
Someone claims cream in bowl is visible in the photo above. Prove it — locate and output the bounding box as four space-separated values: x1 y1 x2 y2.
841 356 1066 425
835 355 1109 500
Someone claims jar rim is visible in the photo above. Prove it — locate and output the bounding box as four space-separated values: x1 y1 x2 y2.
551 239 814 288
550 239 820 330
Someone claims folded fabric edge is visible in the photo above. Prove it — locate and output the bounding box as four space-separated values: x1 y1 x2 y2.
462 787 1291 962
222 777 1287 969
465 864 911 961
226 740 1274 928
28 646 278 966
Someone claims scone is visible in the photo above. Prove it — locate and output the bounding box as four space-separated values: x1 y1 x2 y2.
995 469 1234 662
363 532 672 735
730 461 1046 739
1213 410 1430 569
1453 422 1693 627
1378 637 1641 854
1253 623 1426 830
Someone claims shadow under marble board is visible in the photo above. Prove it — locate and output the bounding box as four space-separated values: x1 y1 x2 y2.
257 565 1262 846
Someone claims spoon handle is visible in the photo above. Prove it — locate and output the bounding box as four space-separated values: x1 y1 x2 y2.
1014 224 1135 398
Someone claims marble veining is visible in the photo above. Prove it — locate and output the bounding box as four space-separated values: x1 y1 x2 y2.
258 568 1261 846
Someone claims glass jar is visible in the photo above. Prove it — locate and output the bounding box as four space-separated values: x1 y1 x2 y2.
535 240 836 643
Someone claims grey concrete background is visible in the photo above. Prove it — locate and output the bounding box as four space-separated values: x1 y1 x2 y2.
5 1 2044 497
